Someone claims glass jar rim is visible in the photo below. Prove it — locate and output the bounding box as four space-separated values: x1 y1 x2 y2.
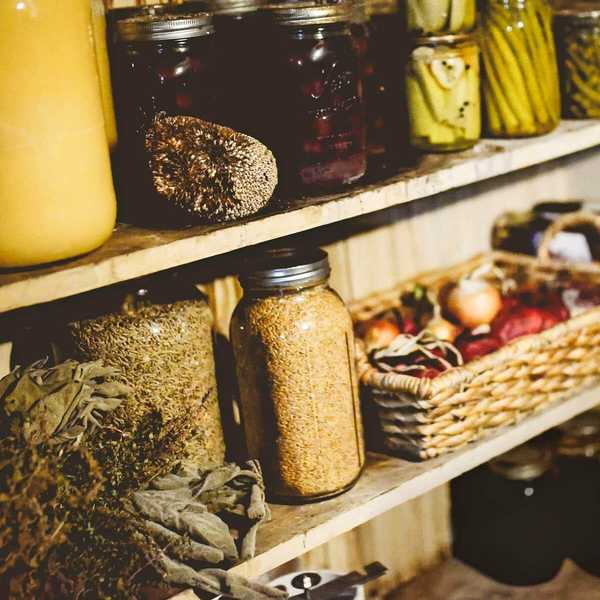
413 31 479 47
262 1 352 26
116 12 214 42
209 0 264 16
239 248 331 292
489 444 553 481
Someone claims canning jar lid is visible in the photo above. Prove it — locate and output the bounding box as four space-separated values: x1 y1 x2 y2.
352 0 369 23
116 12 214 42
240 248 331 292
555 1 600 21
489 444 553 481
366 0 398 16
413 31 479 48
557 412 600 457
263 1 352 26
209 0 264 15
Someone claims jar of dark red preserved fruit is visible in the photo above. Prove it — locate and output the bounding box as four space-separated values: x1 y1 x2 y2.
556 412 600 577
452 441 565 585
113 13 218 225
259 2 367 194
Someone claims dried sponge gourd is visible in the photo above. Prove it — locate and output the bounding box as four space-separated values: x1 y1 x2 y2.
146 113 278 224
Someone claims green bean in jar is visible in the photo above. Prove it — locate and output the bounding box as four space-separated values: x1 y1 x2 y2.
230 248 365 503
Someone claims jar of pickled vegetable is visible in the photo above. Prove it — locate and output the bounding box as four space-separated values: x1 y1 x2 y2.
481 0 560 137
555 2 600 119
0 0 117 268
406 34 481 152
113 13 218 224
406 0 476 35
230 248 365 503
258 2 367 194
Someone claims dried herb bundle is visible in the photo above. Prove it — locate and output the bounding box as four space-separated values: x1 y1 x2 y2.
146 114 278 224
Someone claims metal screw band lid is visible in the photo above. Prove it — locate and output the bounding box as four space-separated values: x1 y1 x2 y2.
414 31 479 47
489 444 553 481
352 0 369 23
555 0 600 20
263 1 352 26
239 248 331 292
116 13 214 43
209 0 265 15
558 412 600 458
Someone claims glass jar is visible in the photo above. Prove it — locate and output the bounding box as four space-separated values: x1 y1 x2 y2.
64 272 226 469
364 0 412 170
452 441 565 585
258 3 367 194
555 2 600 119
406 0 476 35
556 412 600 576
230 248 365 503
480 0 560 137
112 13 218 224
406 34 481 152
0 0 117 268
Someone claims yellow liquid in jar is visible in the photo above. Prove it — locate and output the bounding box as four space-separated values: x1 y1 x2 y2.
0 0 117 268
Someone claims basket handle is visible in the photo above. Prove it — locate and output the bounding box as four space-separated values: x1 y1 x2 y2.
537 211 600 261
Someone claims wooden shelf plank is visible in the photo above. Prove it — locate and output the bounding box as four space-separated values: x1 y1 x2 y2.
230 388 600 579
1 120 600 314
0 121 600 313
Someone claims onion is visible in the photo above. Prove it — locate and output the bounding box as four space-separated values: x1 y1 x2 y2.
426 316 461 343
446 279 502 329
363 319 402 351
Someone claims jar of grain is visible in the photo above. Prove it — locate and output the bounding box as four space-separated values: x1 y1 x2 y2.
230 248 365 503
64 271 226 469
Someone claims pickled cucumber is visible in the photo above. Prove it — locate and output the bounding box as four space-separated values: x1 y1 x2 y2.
406 0 476 34
481 0 560 137
557 23 600 119
406 44 481 152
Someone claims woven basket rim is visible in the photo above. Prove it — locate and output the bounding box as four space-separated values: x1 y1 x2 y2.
353 250 600 400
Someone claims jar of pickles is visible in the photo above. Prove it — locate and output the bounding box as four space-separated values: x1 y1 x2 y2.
480 0 560 137
258 2 367 194
406 0 476 35
406 34 481 152
113 13 218 224
555 2 600 119
230 248 365 503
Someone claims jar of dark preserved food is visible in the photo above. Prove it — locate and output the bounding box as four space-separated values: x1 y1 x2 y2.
555 2 600 118
406 33 481 152
556 412 600 576
452 441 565 585
258 2 367 194
113 13 218 224
230 248 365 502
363 0 412 170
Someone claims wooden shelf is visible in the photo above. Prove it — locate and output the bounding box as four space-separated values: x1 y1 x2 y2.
229 387 600 579
1 119 600 314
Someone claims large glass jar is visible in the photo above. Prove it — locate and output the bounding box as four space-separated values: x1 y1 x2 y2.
556 412 600 577
481 0 560 137
64 272 226 469
406 0 476 35
258 3 367 194
555 2 600 119
0 0 117 268
452 441 565 585
406 34 481 152
364 0 412 170
230 248 365 503
112 13 218 224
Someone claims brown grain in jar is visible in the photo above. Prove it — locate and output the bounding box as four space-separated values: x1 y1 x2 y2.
230 248 365 502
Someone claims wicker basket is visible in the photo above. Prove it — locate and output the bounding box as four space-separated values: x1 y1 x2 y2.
351 251 600 460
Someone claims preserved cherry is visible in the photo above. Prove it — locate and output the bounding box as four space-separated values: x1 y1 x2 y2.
259 3 367 194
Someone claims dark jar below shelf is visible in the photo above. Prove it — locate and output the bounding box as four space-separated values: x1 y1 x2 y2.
451 441 566 586
112 13 219 226
257 3 367 195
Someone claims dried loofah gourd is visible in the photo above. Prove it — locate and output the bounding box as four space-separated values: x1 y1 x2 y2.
146 114 278 223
